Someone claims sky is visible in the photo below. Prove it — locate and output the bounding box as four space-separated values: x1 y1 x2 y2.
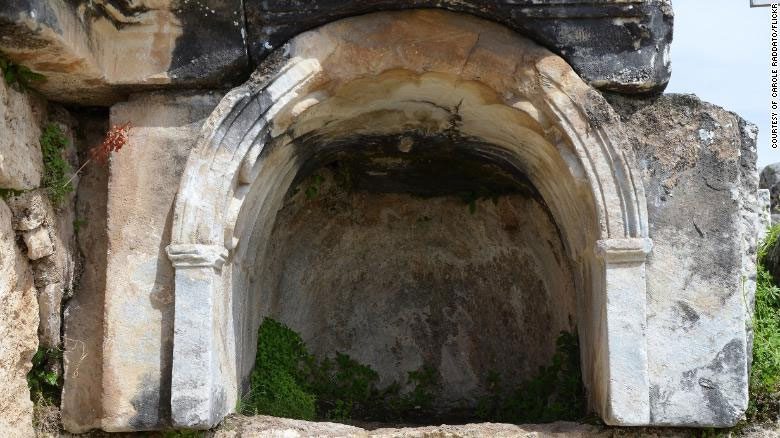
666 0 772 167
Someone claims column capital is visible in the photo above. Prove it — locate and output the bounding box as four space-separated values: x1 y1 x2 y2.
595 238 653 264
167 244 229 270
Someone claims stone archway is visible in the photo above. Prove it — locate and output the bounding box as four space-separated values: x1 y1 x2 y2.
167 10 652 429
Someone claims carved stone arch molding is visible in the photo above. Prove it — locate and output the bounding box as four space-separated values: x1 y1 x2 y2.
167 10 652 428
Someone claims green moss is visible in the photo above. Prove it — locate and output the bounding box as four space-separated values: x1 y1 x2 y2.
39 123 74 206
0 55 45 91
0 188 25 199
73 218 87 233
305 175 324 200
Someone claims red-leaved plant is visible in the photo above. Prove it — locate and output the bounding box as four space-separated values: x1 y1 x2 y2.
64 122 131 186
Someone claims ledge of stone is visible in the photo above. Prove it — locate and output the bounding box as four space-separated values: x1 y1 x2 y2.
0 0 671 105
245 0 673 94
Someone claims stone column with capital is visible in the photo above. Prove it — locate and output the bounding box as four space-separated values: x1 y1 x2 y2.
166 244 230 428
595 237 653 426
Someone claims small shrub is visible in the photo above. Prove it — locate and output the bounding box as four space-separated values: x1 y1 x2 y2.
40 123 73 206
0 188 24 199
476 331 585 423
400 365 441 416
244 318 443 423
28 346 63 434
245 319 584 424
27 347 62 405
242 318 316 420
746 224 780 424
307 352 381 420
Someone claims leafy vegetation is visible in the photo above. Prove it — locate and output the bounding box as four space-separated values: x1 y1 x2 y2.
40 123 74 206
27 347 62 406
475 331 585 423
305 174 325 200
745 224 780 424
244 318 585 425
72 218 88 233
243 318 317 420
0 188 24 200
242 318 441 422
0 55 45 91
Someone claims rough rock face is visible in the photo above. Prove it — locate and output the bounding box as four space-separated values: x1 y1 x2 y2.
609 93 759 426
0 199 39 437
0 0 671 106
258 167 576 408
245 0 673 94
0 75 45 190
0 73 81 435
0 0 248 105
6 188 77 346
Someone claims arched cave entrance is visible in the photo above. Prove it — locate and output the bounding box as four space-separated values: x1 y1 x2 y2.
166 10 652 429
255 132 578 416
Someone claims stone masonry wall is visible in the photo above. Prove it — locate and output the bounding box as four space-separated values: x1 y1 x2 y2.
0 77 81 436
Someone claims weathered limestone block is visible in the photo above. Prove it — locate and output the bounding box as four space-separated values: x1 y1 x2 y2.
37 282 62 348
22 226 54 260
245 0 673 93
0 199 39 437
7 183 78 350
0 0 249 105
0 73 44 190
6 190 47 231
96 91 221 431
609 93 759 426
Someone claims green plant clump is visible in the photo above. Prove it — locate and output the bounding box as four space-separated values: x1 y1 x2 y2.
476 331 585 423
40 123 74 206
746 224 780 423
0 55 45 91
242 318 441 422
243 318 317 420
0 188 24 200
27 347 62 405
244 318 587 424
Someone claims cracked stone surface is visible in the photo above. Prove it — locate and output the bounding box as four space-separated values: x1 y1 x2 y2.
0 199 39 436
0 0 671 105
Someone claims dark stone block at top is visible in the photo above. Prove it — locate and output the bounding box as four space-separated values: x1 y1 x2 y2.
244 0 673 94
